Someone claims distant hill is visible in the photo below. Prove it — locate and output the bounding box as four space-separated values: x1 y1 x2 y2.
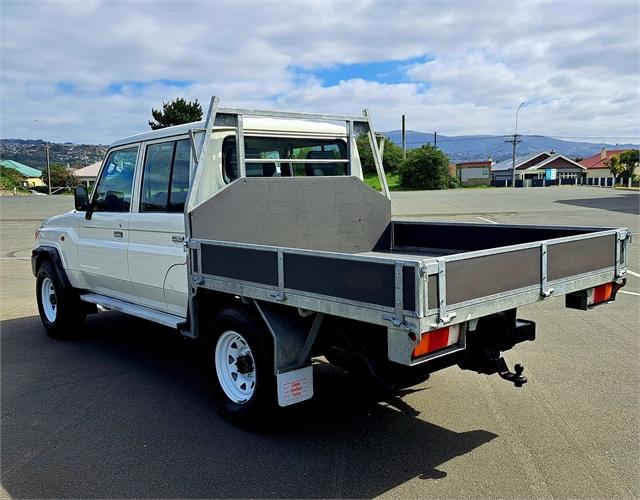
382 131 639 162
2 134 638 169
0 139 108 170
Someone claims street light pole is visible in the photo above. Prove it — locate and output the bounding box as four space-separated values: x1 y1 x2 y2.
509 102 525 188
34 120 51 195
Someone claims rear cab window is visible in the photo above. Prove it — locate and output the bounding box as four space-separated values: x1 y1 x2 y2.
222 136 348 183
140 138 191 212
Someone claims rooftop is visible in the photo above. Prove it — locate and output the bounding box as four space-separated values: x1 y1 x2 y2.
0 159 42 177
579 149 632 169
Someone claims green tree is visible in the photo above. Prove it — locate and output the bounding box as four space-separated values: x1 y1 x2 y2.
149 98 203 130
398 144 456 190
0 166 26 190
356 135 404 174
607 149 639 179
49 163 78 188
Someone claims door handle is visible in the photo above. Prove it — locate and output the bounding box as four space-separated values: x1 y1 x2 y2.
172 235 184 243
113 231 123 238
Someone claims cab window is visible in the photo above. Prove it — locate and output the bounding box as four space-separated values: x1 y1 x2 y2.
93 146 138 212
222 136 347 182
140 139 190 212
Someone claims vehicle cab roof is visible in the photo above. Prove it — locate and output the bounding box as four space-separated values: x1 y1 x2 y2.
109 117 348 148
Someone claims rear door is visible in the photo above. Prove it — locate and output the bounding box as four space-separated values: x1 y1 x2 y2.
77 145 139 302
128 137 190 315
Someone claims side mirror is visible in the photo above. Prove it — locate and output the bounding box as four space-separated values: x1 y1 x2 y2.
74 185 89 211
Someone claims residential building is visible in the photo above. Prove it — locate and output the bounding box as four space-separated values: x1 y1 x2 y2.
0 159 44 187
455 159 492 186
72 161 101 187
579 147 637 179
491 151 585 185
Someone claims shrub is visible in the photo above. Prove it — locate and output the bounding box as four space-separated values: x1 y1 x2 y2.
398 144 455 190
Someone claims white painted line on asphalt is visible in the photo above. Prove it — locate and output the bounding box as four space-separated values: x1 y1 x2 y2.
476 216 497 224
619 290 640 297
627 270 640 278
0 257 30 260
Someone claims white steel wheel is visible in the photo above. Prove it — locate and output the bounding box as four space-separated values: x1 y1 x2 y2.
215 330 257 403
41 277 57 323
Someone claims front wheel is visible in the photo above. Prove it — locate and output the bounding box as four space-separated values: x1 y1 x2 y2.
36 260 85 338
207 306 277 426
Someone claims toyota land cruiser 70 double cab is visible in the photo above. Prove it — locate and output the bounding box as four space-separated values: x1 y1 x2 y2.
33 97 631 425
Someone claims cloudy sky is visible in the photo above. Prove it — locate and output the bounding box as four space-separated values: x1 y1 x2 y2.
1 0 639 144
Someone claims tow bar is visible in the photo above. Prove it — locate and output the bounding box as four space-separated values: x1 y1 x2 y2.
458 311 534 387
494 357 527 387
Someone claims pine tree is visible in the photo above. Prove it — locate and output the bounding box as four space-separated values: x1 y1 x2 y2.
148 98 203 130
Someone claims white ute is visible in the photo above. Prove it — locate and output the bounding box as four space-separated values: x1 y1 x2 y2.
33 97 631 425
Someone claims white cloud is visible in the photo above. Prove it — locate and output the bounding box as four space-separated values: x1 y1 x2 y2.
0 0 638 144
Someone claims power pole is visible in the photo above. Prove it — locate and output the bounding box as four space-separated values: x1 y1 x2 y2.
434 131 437 147
35 119 51 195
45 142 51 194
505 134 522 187
401 114 406 160
507 102 525 187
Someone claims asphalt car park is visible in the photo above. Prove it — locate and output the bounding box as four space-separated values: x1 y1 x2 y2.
1 187 639 498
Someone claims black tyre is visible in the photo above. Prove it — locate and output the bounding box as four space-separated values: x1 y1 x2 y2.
36 260 86 338
207 306 277 426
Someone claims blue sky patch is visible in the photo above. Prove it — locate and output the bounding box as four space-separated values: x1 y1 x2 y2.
54 81 75 93
105 79 194 95
293 55 433 86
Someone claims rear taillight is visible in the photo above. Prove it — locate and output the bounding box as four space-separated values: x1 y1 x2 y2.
412 324 460 359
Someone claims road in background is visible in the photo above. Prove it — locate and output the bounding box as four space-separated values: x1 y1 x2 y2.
1 188 639 498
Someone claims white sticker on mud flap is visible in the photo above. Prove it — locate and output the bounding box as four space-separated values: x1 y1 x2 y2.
277 366 313 407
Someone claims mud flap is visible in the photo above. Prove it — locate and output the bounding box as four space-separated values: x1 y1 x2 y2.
277 366 314 407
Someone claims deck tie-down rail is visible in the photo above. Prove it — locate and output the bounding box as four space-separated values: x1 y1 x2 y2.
382 261 415 330
615 229 632 279
435 257 457 326
540 242 554 298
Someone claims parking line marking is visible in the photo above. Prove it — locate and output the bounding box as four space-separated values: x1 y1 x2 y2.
476 216 497 224
619 290 640 297
627 270 640 278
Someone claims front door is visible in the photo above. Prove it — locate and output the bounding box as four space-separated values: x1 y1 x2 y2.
77 145 139 303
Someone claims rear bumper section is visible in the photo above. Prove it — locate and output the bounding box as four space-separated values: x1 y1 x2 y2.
500 318 536 351
388 310 536 370
565 279 626 311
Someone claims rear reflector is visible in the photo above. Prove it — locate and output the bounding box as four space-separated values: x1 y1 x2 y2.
590 283 612 305
412 324 460 359
565 281 624 310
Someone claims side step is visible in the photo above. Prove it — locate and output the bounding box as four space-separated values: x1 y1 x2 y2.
80 293 184 329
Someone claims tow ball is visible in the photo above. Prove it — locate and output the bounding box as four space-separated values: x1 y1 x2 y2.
494 357 527 387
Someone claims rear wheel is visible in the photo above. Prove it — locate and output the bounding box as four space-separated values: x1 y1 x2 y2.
207 306 277 425
36 260 86 338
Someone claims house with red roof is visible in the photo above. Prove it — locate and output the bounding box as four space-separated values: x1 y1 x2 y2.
579 148 635 179
491 151 585 185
